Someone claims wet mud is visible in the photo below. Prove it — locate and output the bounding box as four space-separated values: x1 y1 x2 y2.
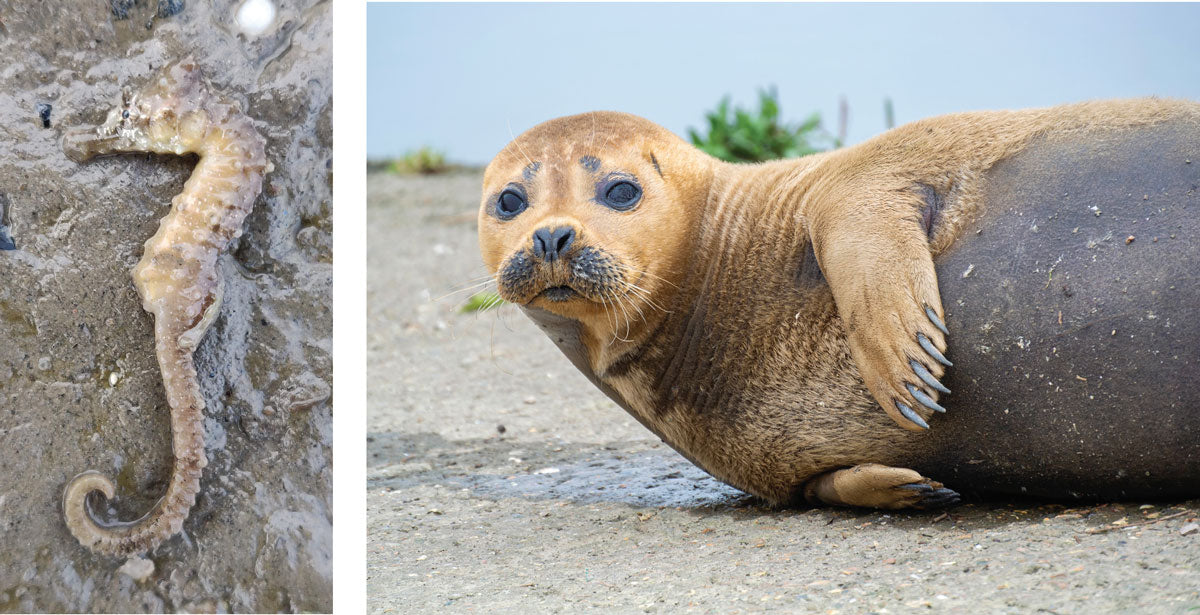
0 1 331 611
367 170 1200 614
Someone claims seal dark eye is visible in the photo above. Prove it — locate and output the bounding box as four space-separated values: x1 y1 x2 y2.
601 180 641 210
496 189 527 219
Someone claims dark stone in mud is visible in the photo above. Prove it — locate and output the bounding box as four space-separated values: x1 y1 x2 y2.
158 0 185 18
110 0 136 20
0 1 331 612
0 193 14 250
36 102 51 128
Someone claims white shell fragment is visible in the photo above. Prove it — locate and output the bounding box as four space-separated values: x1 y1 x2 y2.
236 0 276 36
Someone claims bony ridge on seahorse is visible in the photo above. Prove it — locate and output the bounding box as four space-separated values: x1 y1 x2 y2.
60 59 272 557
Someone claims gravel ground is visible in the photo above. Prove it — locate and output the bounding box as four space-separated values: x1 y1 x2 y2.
366 171 1200 614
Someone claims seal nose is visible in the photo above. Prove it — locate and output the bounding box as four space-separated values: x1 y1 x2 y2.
532 226 575 262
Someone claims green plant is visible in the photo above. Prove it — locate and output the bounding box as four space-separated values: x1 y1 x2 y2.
389 146 448 175
460 291 505 313
688 88 836 163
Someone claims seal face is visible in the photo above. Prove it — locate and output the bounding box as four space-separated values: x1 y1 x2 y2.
478 113 705 359
479 101 1200 510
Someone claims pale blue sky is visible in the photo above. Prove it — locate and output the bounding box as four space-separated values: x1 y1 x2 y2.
368 2 1200 164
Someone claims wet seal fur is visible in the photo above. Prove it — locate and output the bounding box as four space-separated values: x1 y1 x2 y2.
478 100 1200 509
60 59 271 556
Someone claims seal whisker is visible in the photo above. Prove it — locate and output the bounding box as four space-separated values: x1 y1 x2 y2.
620 285 650 324
610 263 674 313
596 294 619 341
620 281 669 314
435 277 498 303
506 118 534 167
614 294 635 342
615 262 680 290
601 297 624 346
621 285 666 317
478 293 505 312
445 276 498 293
608 292 636 344
588 111 597 149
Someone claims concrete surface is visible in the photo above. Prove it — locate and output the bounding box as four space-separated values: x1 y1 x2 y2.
0 1 331 611
366 170 1200 614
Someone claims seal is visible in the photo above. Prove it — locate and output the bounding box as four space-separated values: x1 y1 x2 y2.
477 99 1200 509
59 59 271 556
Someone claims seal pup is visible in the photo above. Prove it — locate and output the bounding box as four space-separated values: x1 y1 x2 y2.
477 100 1200 508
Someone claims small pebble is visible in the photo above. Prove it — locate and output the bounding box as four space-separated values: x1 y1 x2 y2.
496 424 506 434
37 357 50 371
36 103 51 128
118 556 155 582
523 396 536 405
1180 523 1199 536
1125 235 1135 244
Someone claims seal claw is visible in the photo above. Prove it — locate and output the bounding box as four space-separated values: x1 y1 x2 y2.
925 305 949 335
895 401 929 429
917 332 952 367
910 360 950 394
906 383 946 413
918 487 962 509
896 482 961 508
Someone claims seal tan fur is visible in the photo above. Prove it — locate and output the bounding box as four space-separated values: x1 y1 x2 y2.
478 99 1200 508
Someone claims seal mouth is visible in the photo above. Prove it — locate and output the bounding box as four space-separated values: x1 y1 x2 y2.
536 285 578 302
497 245 628 307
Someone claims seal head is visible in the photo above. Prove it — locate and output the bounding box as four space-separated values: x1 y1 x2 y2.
478 112 712 361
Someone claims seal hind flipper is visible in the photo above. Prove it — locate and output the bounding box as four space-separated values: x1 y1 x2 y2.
802 464 960 510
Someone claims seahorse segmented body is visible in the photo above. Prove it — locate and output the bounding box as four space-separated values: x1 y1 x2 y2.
60 59 271 556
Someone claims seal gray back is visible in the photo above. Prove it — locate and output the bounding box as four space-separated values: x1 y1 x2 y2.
916 119 1200 498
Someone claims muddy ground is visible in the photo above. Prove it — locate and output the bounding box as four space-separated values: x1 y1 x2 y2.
367 170 1200 614
0 1 332 612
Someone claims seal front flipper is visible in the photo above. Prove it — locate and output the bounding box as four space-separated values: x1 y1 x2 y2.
802 464 960 510
806 188 951 431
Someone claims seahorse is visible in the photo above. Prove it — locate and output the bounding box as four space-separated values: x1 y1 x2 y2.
60 59 271 557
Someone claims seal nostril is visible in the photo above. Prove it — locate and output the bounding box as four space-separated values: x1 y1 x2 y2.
532 228 551 260
551 227 575 256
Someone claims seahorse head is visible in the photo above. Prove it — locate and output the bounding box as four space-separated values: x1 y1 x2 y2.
63 59 214 162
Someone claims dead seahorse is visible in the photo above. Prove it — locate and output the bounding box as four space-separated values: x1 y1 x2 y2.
60 59 271 557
